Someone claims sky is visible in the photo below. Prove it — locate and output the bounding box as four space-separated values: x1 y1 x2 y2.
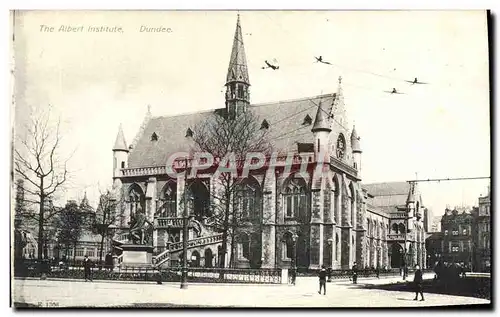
13 10 491 217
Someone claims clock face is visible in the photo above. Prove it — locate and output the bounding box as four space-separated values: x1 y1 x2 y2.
336 134 346 159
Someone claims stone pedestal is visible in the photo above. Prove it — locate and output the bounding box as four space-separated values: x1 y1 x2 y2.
120 244 154 267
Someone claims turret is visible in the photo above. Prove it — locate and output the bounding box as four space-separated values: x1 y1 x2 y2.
113 124 129 179
406 182 416 232
225 14 251 119
350 125 362 174
311 100 331 163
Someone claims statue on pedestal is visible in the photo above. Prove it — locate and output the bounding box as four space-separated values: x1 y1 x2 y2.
128 207 153 245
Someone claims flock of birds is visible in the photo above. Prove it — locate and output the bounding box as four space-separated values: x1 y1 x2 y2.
260 56 429 95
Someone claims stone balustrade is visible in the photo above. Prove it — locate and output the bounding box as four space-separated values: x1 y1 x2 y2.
168 234 224 252
156 217 185 228
387 234 406 241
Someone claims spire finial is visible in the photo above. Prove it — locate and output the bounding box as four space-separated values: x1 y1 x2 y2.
338 76 342 84
147 104 151 113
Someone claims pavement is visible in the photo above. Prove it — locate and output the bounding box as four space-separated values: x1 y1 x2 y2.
13 273 490 308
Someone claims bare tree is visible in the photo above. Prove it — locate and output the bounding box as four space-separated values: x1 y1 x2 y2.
14 108 74 259
92 190 124 266
192 109 272 268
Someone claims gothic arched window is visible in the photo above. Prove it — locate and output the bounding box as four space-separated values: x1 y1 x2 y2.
333 177 340 223
128 184 145 219
392 223 399 234
398 223 406 234
284 178 307 220
234 178 261 221
159 182 177 217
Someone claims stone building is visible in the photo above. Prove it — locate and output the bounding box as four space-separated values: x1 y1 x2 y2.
473 188 491 272
110 15 427 270
439 207 475 268
362 182 427 270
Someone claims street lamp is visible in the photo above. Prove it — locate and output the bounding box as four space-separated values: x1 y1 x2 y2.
327 238 333 282
291 232 298 285
180 158 194 289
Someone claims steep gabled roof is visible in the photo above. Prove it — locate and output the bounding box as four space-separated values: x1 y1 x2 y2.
127 94 336 168
362 182 411 209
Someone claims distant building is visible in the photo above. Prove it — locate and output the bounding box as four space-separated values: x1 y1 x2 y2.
430 216 442 232
473 188 491 272
362 181 427 270
440 208 474 268
425 186 491 272
16 193 105 263
425 231 443 268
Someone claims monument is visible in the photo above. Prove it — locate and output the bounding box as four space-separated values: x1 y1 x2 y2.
119 207 155 268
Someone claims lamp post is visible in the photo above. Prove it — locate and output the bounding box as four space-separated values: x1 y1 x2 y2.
180 157 192 289
327 238 333 282
291 232 298 285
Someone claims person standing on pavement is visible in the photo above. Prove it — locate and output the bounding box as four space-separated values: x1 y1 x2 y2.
352 262 358 284
318 265 327 295
413 265 424 301
83 255 93 282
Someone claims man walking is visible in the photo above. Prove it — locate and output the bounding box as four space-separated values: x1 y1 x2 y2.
83 255 93 282
318 265 327 295
413 265 424 301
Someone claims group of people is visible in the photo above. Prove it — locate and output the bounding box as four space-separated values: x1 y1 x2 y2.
434 261 469 281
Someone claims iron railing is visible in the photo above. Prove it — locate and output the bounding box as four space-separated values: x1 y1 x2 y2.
14 262 282 284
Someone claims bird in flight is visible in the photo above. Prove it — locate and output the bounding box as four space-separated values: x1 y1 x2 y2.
262 60 279 70
314 56 332 65
405 77 429 85
384 88 405 95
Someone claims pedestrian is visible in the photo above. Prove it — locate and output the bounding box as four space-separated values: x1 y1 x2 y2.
318 265 327 295
376 265 380 279
83 255 93 282
413 265 424 301
352 262 358 284
105 252 113 272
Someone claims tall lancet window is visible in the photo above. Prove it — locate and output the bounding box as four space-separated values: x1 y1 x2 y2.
158 182 177 217
234 178 261 221
284 177 307 220
128 184 145 221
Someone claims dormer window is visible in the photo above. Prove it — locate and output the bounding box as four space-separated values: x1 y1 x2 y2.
186 128 193 138
151 132 158 141
303 114 312 126
260 119 269 130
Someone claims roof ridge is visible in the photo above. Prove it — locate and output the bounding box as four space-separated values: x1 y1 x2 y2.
152 107 222 120
148 93 336 120
250 93 336 108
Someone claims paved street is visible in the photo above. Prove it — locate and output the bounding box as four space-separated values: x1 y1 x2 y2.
13 273 490 308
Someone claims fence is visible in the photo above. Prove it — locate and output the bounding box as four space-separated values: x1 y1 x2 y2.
14 261 282 284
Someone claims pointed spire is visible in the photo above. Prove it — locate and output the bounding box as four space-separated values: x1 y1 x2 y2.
80 191 92 212
406 182 415 204
226 14 250 85
351 125 362 153
113 124 128 152
311 100 332 133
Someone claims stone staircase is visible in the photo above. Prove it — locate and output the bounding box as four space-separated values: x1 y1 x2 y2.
153 233 224 267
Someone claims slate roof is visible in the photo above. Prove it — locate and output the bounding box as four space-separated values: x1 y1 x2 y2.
127 93 336 168
362 182 411 209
